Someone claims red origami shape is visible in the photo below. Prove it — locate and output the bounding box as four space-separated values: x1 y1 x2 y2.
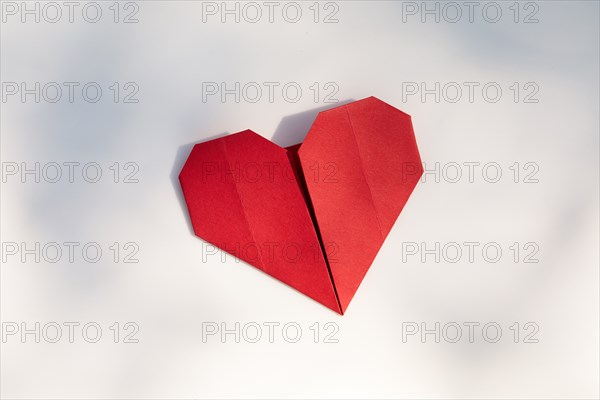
179 96 423 314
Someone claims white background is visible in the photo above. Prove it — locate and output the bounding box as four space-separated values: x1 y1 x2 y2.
1 1 599 398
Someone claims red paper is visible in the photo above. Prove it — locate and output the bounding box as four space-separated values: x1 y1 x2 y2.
179 97 423 314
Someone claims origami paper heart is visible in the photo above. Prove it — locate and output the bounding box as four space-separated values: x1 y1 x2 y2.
179 96 423 314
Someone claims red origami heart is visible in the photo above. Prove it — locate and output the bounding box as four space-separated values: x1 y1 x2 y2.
179 96 423 314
